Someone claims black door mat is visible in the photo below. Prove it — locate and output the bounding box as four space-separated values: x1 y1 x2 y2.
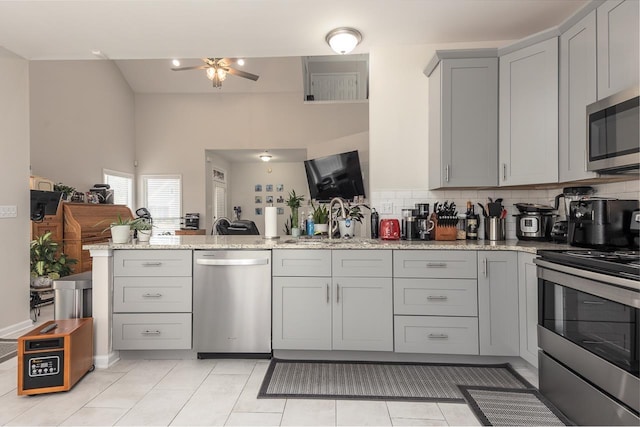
258 358 533 402
0 339 17 364
460 386 573 426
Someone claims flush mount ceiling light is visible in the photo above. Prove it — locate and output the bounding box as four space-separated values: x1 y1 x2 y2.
325 27 362 54
259 151 272 162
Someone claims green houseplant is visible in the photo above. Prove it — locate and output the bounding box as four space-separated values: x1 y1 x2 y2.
133 218 154 242
285 190 304 235
54 182 76 201
100 213 139 244
30 232 77 288
311 201 330 234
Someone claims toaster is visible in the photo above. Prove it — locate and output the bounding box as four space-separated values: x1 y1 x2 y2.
379 219 400 240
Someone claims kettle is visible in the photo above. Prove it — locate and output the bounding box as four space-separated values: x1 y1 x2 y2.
380 219 400 240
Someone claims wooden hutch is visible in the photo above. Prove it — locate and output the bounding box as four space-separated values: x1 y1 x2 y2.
31 203 134 273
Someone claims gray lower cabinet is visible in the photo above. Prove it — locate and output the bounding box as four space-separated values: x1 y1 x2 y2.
112 250 193 350
559 10 598 182
518 252 538 367
477 251 519 356
596 0 639 99
499 37 559 186
393 250 479 355
426 52 498 189
272 276 332 350
272 249 393 352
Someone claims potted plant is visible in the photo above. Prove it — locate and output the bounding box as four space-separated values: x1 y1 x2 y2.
133 219 154 243
101 214 138 244
54 182 76 201
285 190 304 236
30 232 77 288
311 201 330 234
332 201 366 238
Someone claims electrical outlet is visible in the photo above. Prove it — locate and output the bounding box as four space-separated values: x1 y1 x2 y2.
0 205 17 218
380 202 393 214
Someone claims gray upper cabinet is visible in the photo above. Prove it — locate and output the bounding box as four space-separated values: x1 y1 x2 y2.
426 50 498 189
477 251 519 356
559 10 598 182
597 0 640 99
499 37 559 186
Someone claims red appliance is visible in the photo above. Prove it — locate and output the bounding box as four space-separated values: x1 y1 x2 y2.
379 219 400 240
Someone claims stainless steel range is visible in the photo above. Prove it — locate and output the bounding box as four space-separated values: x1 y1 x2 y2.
535 249 639 426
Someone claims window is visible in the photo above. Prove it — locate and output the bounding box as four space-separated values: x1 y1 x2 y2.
103 169 133 209
141 174 181 234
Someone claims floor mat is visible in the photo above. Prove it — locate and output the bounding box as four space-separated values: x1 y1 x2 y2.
258 359 533 403
460 386 573 426
0 339 17 364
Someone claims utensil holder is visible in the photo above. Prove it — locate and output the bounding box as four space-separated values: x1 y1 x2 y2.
484 217 506 241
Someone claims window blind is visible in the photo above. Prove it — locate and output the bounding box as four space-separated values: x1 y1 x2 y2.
103 169 133 209
142 175 181 234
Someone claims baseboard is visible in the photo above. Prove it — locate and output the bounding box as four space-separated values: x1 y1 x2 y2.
94 351 120 369
0 318 34 339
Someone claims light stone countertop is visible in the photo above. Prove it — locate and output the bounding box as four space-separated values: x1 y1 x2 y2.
84 235 573 254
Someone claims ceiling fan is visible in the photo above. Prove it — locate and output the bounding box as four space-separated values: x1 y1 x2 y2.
171 58 259 88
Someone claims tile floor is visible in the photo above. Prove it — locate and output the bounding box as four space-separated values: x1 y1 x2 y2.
0 306 539 426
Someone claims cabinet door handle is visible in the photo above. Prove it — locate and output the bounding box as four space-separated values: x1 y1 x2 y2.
141 330 161 335
336 283 340 303
142 293 163 298
427 295 448 301
426 262 447 268
142 262 162 267
483 258 488 277
582 300 604 305
502 163 507 181
428 333 449 339
445 165 450 182
581 340 605 344
326 283 330 304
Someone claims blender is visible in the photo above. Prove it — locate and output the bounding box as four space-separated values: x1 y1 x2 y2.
550 186 595 242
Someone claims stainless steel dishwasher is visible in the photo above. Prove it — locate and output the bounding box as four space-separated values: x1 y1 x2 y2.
193 250 272 357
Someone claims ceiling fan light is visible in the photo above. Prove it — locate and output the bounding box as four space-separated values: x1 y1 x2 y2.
259 152 272 162
172 59 180 67
206 67 216 80
217 68 227 81
237 58 245 66
326 27 362 54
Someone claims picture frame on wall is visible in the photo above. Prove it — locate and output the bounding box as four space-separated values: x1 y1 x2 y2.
255 196 262 204
255 208 263 215
276 196 284 204
255 184 262 192
277 207 284 215
265 184 273 192
212 168 226 183
266 195 273 204
276 184 284 192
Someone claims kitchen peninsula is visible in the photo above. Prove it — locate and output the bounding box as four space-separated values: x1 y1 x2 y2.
86 236 570 369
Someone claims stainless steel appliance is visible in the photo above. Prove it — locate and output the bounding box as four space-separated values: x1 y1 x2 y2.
587 86 639 173
514 203 556 241
535 250 639 425
569 199 639 249
193 250 271 357
550 186 595 243
183 213 200 229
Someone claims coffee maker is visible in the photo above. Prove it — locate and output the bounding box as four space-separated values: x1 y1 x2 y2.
415 203 431 240
550 186 594 242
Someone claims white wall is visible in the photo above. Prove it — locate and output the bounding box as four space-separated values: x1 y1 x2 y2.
0 48 32 335
29 60 136 193
134 92 369 229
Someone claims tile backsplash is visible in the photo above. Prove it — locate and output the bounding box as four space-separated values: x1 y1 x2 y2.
370 179 639 240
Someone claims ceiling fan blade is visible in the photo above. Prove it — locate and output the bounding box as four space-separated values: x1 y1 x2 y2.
219 58 240 66
171 65 209 72
224 67 260 81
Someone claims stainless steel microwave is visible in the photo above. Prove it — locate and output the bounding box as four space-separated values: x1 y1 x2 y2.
586 86 639 173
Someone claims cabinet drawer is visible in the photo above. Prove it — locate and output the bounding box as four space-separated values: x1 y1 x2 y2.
112 313 192 350
394 250 477 278
394 278 477 316
333 250 392 277
113 277 192 313
272 249 331 277
394 315 479 355
114 250 192 277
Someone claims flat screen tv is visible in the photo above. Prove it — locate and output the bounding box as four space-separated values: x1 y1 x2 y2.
304 150 365 202
30 190 63 222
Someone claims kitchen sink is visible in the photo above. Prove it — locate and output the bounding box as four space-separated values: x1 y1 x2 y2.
280 237 380 246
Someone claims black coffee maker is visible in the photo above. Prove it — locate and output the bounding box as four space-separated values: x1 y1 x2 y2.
415 203 431 240
550 186 594 243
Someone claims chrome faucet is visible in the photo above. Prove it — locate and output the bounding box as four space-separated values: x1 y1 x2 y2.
328 197 347 239
211 217 231 235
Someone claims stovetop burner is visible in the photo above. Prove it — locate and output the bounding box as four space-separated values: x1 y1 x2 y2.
538 249 640 281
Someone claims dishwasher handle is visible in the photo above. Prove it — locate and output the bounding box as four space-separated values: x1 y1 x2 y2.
196 258 269 266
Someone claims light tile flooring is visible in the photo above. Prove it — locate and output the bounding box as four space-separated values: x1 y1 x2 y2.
1 306 539 426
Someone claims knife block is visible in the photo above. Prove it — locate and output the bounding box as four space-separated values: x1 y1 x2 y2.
430 214 458 241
